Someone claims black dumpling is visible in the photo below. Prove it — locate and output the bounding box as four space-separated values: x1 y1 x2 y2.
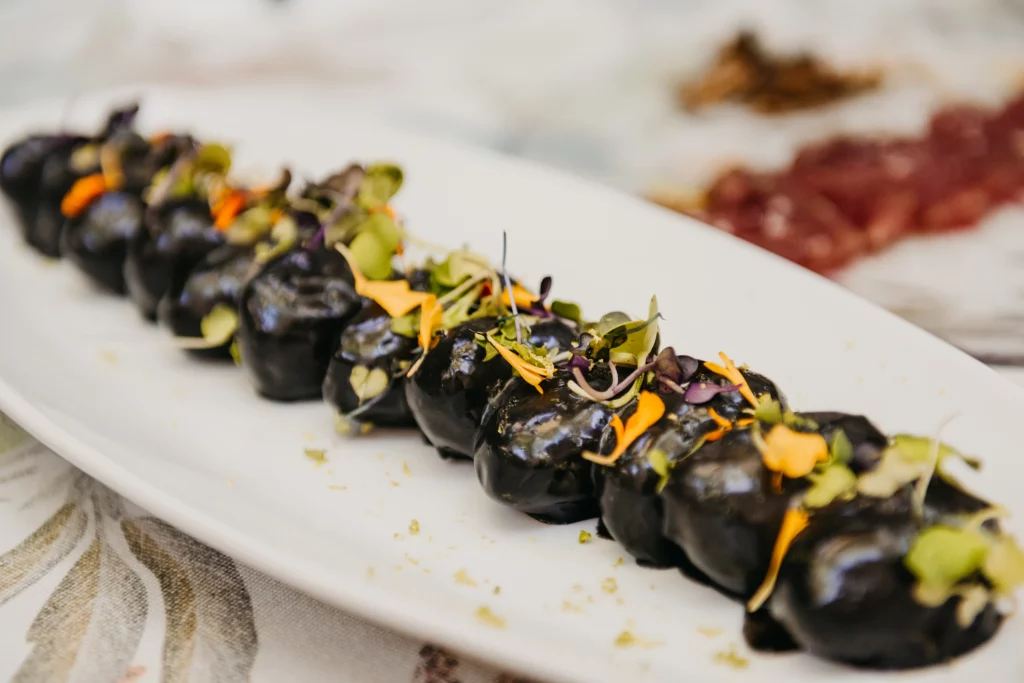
236 247 361 401
599 365 786 569
474 367 613 524
124 198 223 320
61 192 145 294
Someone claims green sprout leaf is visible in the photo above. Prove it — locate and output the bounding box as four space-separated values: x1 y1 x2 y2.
753 396 783 424
349 365 390 403
432 250 489 289
194 143 232 175
856 445 929 499
804 463 856 508
551 300 582 323
225 206 274 245
829 429 853 465
982 536 1024 593
390 312 419 338
357 163 403 209
595 311 632 337
348 230 393 280
200 304 239 347
229 339 243 366
905 525 991 588
606 297 660 366
648 448 671 493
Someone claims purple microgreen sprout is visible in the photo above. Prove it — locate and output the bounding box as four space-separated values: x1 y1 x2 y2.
566 354 590 371
683 382 741 405
571 360 656 402
501 231 522 344
307 197 351 251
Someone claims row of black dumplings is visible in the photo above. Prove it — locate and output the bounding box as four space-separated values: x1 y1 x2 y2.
1 104 1019 671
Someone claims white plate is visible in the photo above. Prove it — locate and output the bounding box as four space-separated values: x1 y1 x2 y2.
0 85 1022 683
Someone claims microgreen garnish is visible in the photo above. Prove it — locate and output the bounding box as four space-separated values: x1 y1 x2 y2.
484 333 554 393
704 352 757 407
174 304 238 349
582 391 665 466
683 382 741 405
335 243 431 318
356 163 403 210
648 448 672 493
349 365 390 403
828 429 853 465
748 506 809 612
856 434 977 502
550 300 582 322
905 517 1024 624
803 463 856 508
751 395 783 424
500 231 523 345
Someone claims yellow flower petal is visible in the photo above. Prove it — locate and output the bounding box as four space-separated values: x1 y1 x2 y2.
760 424 829 479
359 280 432 318
704 352 757 407
501 284 539 310
747 507 809 612
485 333 553 393
584 392 665 465
419 295 442 351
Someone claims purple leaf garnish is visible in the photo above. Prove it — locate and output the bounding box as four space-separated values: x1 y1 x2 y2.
535 276 553 305
567 354 590 371
677 355 700 383
653 347 682 382
683 381 740 405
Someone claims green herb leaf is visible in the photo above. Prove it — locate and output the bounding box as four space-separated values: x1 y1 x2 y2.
441 285 482 329
390 312 419 338
432 250 489 289
856 446 928 498
348 230 393 280
890 434 962 464
358 212 403 252
200 304 239 347
595 312 632 337
982 536 1024 593
194 143 232 175
349 365 390 403
229 339 243 367
357 164 403 209
253 215 299 266
551 300 582 322
829 429 853 465
648 448 671 493
226 206 274 245
905 526 991 588
804 463 856 508
753 396 783 424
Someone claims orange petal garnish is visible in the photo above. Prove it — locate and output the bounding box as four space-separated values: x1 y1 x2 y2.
501 283 540 310
485 333 553 393
708 407 731 430
211 190 248 230
583 391 666 465
269 209 284 224
419 295 442 351
334 243 430 318
747 507 809 612
704 352 757 407
61 174 110 218
759 424 828 479
361 280 432 319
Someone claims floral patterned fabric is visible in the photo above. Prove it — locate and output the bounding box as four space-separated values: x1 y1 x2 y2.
0 413 531 683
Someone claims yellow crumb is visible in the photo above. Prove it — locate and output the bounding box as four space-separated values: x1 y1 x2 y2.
601 578 618 594
409 520 420 535
476 606 506 629
455 569 477 586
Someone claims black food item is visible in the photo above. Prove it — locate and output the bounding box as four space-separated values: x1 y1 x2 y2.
236 247 361 401
474 366 614 524
406 319 574 461
767 508 1002 668
124 198 223 320
60 192 145 293
599 365 786 568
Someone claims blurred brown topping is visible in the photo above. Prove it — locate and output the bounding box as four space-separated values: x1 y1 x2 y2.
680 32 882 114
